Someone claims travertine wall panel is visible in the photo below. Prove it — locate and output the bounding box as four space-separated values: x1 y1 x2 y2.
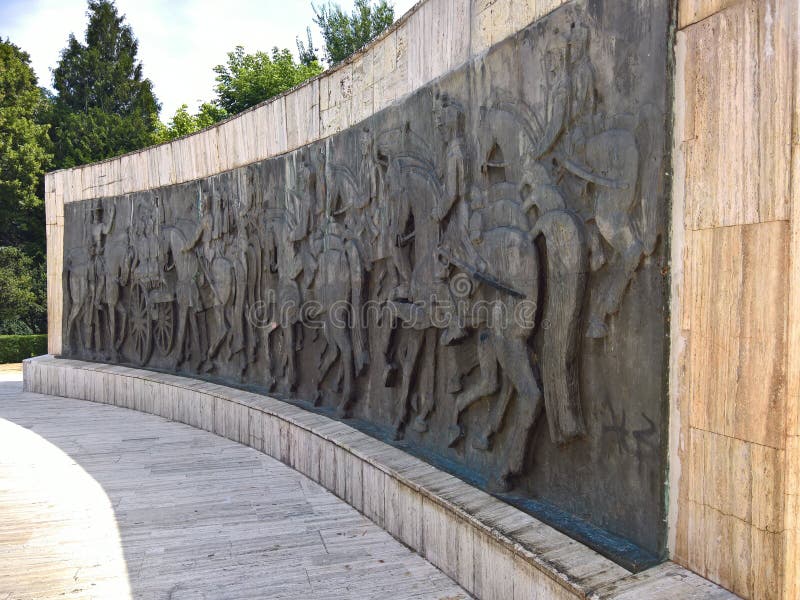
265 96 289 157
147 143 177 189
350 54 374 125
785 2 800 594
679 0 742 28
216 115 241 173
285 79 320 151
372 26 410 113
470 0 567 55
45 222 63 355
406 0 469 90
320 64 354 137
686 223 788 448
681 0 792 230
672 0 799 597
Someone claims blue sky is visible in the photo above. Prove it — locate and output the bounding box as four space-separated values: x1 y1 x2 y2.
1 0 418 119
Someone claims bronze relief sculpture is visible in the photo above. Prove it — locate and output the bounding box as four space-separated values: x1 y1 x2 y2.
61 2 670 567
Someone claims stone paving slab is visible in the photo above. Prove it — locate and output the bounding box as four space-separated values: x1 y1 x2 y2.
0 380 470 600
0 363 22 381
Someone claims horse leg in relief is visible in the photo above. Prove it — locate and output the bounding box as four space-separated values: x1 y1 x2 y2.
207 306 227 360
377 310 397 387
474 376 513 451
65 285 83 352
447 332 499 447
246 250 260 361
454 331 499 416
332 324 355 418
491 333 544 492
347 243 368 375
174 306 188 366
410 328 437 433
106 283 118 360
230 264 247 357
392 330 424 439
91 306 104 358
116 303 127 353
283 324 297 391
587 236 644 337
318 320 339 383
261 322 276 389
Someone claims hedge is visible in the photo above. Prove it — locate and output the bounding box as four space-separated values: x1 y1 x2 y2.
0 334 47 363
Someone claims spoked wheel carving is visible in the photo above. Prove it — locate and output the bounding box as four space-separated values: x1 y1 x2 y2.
154 301 175 356
129 281 153 365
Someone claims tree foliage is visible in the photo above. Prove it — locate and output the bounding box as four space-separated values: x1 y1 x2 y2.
296 27 320 67
0 247 46 335
213 46 322 115
50 0 160 168
155 102 228 143
305 0 394 66
0 39 52 253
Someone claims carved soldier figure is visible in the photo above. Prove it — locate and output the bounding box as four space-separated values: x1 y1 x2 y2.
292 149 321 315
271 192 307 392
432 94 484 347
533 24 595 163
87 200 115 355
163 218 204 371
183 188 234 365
230 176 263 373
183 191 214 269
314 215 367 417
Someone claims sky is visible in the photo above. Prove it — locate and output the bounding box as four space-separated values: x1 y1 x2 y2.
1 0 418 119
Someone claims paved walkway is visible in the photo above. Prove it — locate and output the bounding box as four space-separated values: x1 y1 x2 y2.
0 376 469 600
0 363 23 381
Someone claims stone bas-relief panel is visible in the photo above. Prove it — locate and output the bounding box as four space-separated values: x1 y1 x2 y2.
61 0 670 566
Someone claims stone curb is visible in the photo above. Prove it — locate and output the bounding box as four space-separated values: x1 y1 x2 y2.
21 355 735 600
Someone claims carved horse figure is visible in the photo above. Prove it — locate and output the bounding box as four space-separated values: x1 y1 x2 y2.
445 185 588 493
576 110 661 338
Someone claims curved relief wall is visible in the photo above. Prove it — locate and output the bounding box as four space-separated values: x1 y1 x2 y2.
57 0 671 567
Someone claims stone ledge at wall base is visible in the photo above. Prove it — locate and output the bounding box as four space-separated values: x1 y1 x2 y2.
21 356 735 600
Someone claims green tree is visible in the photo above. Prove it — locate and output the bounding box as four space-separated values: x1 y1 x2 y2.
0 39 52 253
213 46 322 115
296 27 320 67
0 247 46 335
303 0 394 66
155 102 228 143
50 0 160 168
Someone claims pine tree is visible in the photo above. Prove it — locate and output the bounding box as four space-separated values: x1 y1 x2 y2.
50 0 160 168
